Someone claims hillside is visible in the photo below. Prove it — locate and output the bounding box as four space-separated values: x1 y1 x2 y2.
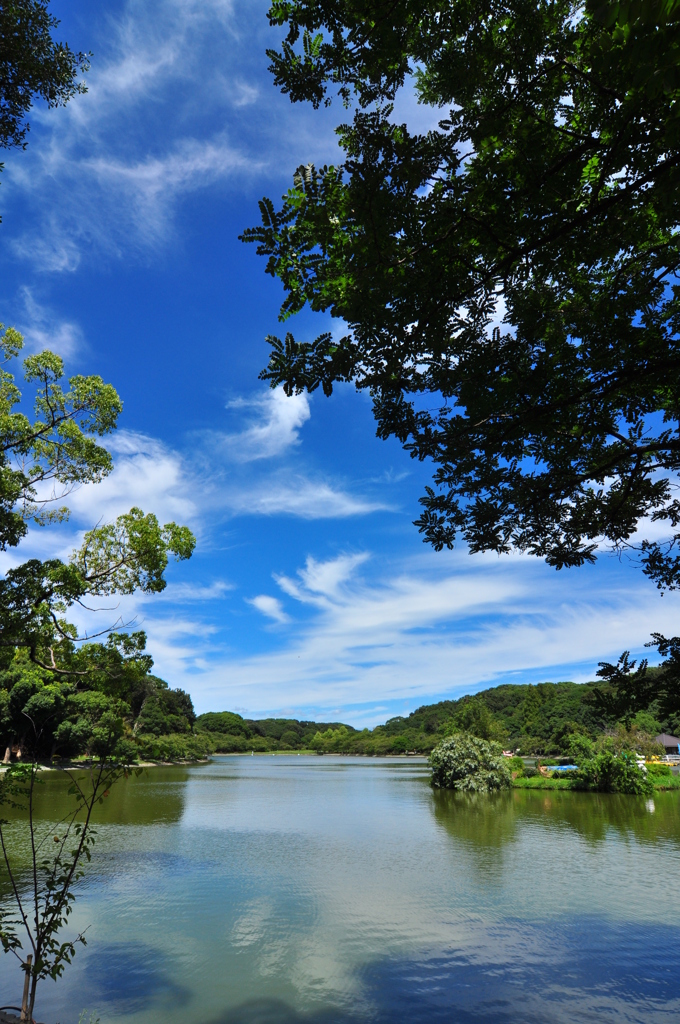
195 677 670 756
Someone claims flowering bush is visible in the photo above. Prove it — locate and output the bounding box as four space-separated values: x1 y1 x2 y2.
429 733 511 792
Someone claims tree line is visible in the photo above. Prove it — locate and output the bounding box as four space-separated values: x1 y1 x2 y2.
196 672 672 757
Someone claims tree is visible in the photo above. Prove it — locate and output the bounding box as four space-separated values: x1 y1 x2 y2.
0 327 194 667
592 642 680 727
243 0 680 591
0 327 195 1018
448 696 508 743
0 0 89 151
429 733 511 791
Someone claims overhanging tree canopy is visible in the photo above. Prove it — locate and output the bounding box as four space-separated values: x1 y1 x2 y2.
243 0 680 589
0 0 89 151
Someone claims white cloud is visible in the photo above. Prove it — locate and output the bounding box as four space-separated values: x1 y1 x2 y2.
220 387 311 462
143 547 680 720
231 80 260 107
12 234 81 273
192 388 386 517
18 288 84 358
4 0 342 269
160 580 234 601
276 553 370 606
66 430 197 527
224 477 387 519
247 595 289 623
81 136 253 243
26 422 384 552
297 553 370 596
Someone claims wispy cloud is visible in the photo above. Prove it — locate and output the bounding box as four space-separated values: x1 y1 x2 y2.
143 547 680 720
4 0 341 269
218 387 311 462
160 580 234 602
80 137 253 242
18 288 84 357
224 477 388 519
3 0 255 264
35 424 387 536
276 553 370 606
66 430 198 528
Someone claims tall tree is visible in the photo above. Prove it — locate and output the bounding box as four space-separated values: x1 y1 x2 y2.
243 0 680 596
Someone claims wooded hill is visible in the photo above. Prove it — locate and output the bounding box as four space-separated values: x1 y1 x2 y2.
195 675 672 757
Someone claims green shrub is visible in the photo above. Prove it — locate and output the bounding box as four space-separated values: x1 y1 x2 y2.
646 762 672 778
523 766 539 778
429 733 511 793
575 751 653 795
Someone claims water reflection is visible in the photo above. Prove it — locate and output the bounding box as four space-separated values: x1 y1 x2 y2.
81 942 191 1015
431 790 519 847
206 1000 348 1024
431 786 680 848
0 757 678 1024
0 765 189 827
203 913 680 1024
360 918 680 1024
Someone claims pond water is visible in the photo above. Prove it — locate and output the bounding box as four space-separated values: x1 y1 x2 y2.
0 755 679 1024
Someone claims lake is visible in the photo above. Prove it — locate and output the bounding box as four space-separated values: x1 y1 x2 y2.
1 755 679 1024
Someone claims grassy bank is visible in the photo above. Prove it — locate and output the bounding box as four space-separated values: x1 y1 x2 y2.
511 775 680 791
512 776 575 789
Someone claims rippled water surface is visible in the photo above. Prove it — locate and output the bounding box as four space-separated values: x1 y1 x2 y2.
1 755 679 1024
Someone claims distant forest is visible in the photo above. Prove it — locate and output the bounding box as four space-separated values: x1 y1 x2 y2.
196 673 672 757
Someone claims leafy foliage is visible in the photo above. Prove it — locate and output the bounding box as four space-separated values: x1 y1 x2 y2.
429 733 511 792
134 732 212 762
593 641 680 725
0 330 195 675
0 643 201 762
195 712 357 752
135 683 196 737
574 751 654 795
0 0 89 151
245 0 680 598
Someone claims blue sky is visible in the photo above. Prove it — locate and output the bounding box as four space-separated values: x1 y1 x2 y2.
0 0 678 726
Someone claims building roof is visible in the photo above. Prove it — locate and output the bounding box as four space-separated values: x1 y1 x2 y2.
655 734 680 746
